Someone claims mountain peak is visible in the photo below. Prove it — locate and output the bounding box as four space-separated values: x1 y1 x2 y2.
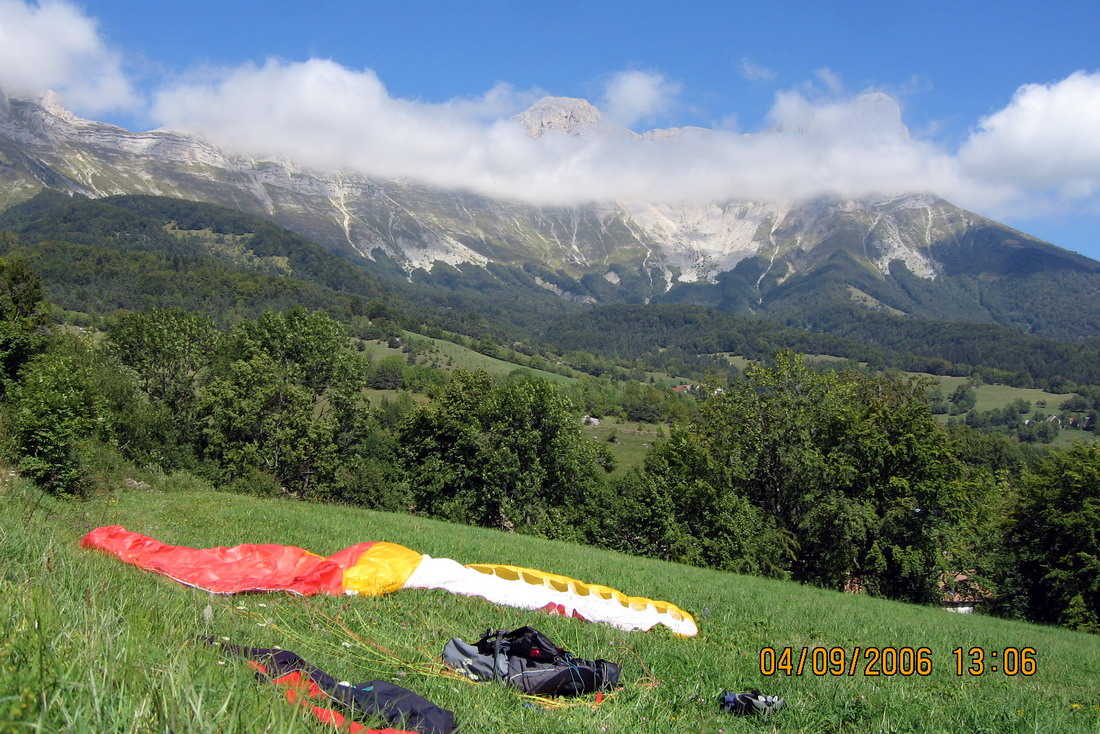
515 96 602 138
37 90 77 121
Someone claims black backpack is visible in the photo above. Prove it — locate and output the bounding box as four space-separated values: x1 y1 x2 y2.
442 626 621 697
474 626 568 664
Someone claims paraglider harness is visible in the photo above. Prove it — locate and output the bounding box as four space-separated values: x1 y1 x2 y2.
206 637 457 733
442 626 621 696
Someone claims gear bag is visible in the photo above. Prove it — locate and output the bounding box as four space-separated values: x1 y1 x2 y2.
474 626 566 663
442 626 620 697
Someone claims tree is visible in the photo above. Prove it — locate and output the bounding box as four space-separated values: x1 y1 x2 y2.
224 307 350 392
621 381 665 422
608 432 793 576
8 338 110 495
106 309 219 427
0 257 47 392
636 352 978 602
398 370 609 536
369 356 406 389
1061 395 1091 412
197 309 373 498
949 384 977 414
1003 444 1100 631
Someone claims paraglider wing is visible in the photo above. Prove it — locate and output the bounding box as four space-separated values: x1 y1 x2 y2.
79 525 353 595
405 559 698 636
81 526 698 636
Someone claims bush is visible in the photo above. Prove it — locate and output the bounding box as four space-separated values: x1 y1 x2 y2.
8 343 109 495
369 356 406 389
399 370 608 536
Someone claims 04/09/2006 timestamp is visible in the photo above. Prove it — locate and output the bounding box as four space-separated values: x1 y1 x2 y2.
758 646 1037 677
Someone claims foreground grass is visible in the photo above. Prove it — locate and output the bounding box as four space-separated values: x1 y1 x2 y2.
3 474 1099 733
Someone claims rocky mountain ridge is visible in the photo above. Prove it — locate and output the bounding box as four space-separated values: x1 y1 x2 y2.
1 91 1097 318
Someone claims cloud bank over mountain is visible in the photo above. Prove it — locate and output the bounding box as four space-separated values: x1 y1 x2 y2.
1 0 1098 217
142 59 1005 210
0 0 134 113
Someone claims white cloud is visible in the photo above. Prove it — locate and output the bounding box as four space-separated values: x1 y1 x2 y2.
601 70 680 127
0 0 136 112
738 58 776 82
151 59 546 194
142 57 1100 214
4 1 1100 220
960 71 1100 208
150 58 996 208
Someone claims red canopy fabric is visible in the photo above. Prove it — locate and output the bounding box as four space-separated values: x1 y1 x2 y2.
80 525 374 595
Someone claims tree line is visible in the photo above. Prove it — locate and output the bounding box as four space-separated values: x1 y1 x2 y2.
1 258 1095 634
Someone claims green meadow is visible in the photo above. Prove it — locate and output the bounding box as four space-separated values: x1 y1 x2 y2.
579 416 665 478
360 335 578 384
3 472 1099 733
718 352 1098 446
923 376 1077 414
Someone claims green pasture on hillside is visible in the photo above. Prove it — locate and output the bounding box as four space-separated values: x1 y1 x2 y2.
580 416 665 478
358 338 410 363
1047 428 1100 448
3 473 1099 733
717 352 1090 421
362 388 430 407
922 376 1077 414
926 376 1099 446
360 334 576 384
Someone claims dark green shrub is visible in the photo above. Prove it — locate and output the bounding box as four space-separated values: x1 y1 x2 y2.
8 343 108 495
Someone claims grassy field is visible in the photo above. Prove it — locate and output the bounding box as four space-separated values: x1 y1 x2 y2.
1047 428 1100 448
362 388 430 407
410 334 578 384
920 375 1076 414
360 334 577 384
924 376 1099 446
3 473 1099 733
719 353 1081 413
580 416 666 478
362 329 690 388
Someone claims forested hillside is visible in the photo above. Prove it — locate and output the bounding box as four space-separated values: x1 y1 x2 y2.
660 241 1100 341
4 192 1100 398
0 191 577 338
544 304 1100 392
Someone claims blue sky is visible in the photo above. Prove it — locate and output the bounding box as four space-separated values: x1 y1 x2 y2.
82 1 1091 135
81 1 1097 140
3 0 1100 258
